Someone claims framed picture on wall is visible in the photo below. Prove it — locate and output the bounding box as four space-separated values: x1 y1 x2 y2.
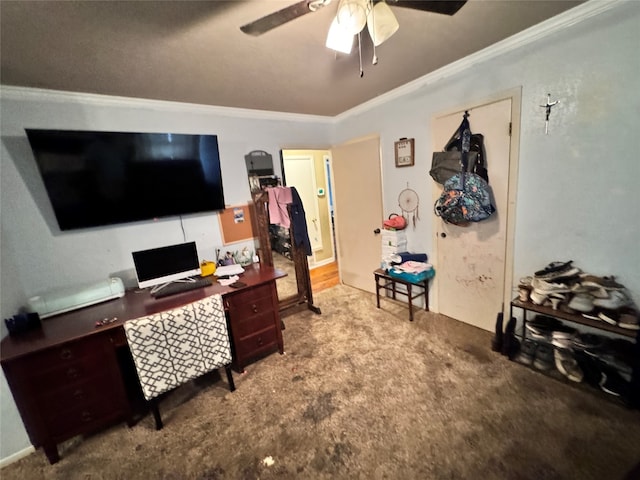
394 138 414 167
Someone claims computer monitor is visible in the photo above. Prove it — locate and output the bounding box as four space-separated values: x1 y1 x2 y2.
132 241 201 290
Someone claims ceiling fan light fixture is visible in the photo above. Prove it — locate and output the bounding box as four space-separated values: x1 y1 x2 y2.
335 0 369 35
367 1 398 47
326 16 354 54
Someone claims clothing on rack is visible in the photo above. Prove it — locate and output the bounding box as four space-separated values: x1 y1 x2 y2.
267 186 292 228
290 186 312 256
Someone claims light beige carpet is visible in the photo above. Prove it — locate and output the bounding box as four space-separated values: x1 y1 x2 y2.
2 284 639 480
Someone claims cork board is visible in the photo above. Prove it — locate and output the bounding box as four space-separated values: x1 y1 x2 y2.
218 204 257 245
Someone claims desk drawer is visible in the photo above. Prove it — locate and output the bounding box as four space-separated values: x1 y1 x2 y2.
233 311 277 339
21 334 109 370
225 284 272 309
39 373 116 416
30 350 108 391
43 397 124 440
234 326 278 359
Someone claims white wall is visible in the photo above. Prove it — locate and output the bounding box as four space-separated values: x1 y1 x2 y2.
334 1 639 304
2 0 639 464
0 91 332 460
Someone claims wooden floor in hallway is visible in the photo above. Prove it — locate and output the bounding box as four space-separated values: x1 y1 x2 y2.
310 261 339 293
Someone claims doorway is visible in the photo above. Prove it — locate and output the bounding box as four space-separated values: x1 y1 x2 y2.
431 90 521 332
280 149 338 294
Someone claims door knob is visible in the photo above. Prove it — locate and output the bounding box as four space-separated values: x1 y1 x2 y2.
440 232 447 238
373 228 381 234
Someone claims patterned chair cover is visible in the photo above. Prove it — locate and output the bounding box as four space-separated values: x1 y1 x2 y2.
124 294 232 401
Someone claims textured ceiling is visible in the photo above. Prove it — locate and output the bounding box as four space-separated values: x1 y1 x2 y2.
0 0 585 116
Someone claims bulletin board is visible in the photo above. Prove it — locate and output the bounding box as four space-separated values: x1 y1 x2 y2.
218 204 257 245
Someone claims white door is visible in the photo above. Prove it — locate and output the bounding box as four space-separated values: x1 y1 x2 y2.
282 154 322 251
432 97 515 331
331 135 383 293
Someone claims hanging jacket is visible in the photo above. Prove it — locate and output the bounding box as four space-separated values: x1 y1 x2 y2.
290 186 312 256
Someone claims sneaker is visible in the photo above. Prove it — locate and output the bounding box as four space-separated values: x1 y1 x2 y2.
599 366 631 397
593 290 632 310
529 289 548 305
572 332 605 350
514 339 537 365
580 274 625 291
534 261 575 279
568 293 594 313
533 343 554 371
526 315 563 340
597 308 622 326
532 277 572 294
554 348 584 382
618 308 639 331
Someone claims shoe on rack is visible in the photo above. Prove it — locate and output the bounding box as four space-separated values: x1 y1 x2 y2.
554 348 584 382
551 325 576 349
617 308 639 331
572 332 605 351
593 290 632 310
526 315 563 340
599 366 631 397
580 274 625 291
574 351 603 388
534 261 576 280
532 277 572 294
597 308 622 326
568 293 595 313
514 339 537 366
533 343 554 371
529 289 548 306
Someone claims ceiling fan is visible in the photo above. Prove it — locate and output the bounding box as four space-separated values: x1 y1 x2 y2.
241 0 467 76
240 1 467 37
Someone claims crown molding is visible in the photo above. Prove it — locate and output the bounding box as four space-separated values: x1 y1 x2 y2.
0 85 333 124
335 0 620 122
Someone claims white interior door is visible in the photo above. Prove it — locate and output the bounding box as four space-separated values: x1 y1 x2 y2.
331 135 383 293
432 97 514 331
282 154 322 251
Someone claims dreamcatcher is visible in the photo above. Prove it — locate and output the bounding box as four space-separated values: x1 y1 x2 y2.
398 184 420 228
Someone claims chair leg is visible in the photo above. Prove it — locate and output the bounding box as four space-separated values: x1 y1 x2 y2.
225 364 236 392
150 399 163 430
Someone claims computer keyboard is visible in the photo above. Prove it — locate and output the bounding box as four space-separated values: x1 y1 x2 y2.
151 277 212 299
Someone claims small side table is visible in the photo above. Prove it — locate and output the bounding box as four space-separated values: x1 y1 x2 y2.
374 268 430 321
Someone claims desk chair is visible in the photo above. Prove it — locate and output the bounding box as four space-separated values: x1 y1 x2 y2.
124 294 235 429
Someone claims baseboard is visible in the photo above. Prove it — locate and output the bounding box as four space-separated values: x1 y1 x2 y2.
0 445 35 468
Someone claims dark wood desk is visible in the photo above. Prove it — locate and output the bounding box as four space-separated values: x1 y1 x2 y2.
374 268 430 321
0 265 285 464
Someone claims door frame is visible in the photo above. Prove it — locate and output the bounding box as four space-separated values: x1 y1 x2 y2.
430 87 522 318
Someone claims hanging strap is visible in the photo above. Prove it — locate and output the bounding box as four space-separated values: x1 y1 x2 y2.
458 111 471 189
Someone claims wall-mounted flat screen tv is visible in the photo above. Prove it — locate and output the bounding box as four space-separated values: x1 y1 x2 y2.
25 129 226 231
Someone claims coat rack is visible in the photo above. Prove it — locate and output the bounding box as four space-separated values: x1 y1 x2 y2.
252 191 321 316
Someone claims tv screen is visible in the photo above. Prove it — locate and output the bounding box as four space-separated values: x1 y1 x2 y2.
25 129 226 230
132 241 201 290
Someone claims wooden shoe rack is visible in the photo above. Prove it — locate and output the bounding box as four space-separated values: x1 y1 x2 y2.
509 298 639 408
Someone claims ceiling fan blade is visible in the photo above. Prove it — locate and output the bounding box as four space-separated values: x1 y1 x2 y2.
385 0 467 16
240 1 313 36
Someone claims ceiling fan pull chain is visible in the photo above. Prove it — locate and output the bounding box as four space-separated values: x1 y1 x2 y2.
358 32 364 77
370 0 378 65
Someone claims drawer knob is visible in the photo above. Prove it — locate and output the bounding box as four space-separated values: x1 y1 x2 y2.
257 337 263 346
67 367 80 379
73 389 86 401
81 411 93 423
60 349 73 360
252 304 258 313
